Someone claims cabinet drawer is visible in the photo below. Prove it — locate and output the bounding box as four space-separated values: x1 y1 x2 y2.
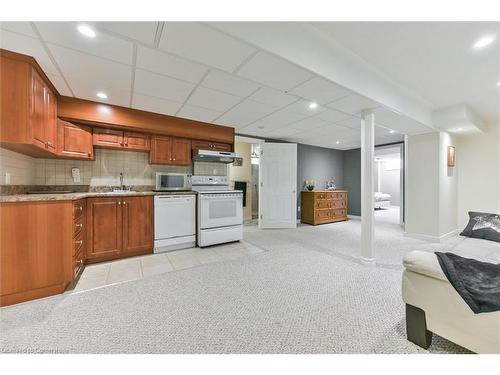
73 229 85 255
73 200 86 220
315 192 328 200
316 200 332 209
333 208 347 218
332 200 346 209
315 209 331 221
73 249 84 279
73 214 85 238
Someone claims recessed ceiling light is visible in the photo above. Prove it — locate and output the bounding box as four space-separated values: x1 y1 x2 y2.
473 35 495 50
308 102 318 110
77 24 96 38
336 140 340 145
497 80 500 87
96 92 108 99
456 127 463 132
389 130 395 134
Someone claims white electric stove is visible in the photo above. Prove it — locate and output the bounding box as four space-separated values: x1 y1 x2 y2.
192 175 243 247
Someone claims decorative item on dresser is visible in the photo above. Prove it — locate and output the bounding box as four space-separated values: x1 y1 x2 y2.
301 190 348 225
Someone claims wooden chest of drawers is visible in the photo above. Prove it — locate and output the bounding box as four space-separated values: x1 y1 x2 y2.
300 190 348 225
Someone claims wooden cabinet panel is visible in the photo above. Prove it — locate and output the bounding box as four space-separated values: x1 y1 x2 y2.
171 138 191 165
45 87 57 152
149 136 171 164
87 198 122 260
191 140 231 151
123 132 150 151
301 191 348 225
57 120 93 159
93 128 124 149
0 201 73 306
122 196 153 254
31 68 46 149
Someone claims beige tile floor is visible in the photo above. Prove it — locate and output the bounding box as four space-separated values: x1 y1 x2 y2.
69 240 265 294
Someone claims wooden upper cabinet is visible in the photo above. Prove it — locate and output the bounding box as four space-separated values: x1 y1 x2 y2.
149 136 171 164
171 138 191 165
57 119 93 159
122 196 153 254
93 128 124 149
150 136 191 165
123 131 150 151
191 140 232 152
0 50 58 157
93 128 150 152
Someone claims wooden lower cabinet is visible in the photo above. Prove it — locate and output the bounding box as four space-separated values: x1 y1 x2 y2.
0 201 73 307
87 196 153 262
301 190 349 225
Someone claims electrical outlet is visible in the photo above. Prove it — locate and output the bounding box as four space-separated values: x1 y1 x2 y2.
297 206 301 212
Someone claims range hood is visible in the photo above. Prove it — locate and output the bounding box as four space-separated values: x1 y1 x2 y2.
192 149 242 164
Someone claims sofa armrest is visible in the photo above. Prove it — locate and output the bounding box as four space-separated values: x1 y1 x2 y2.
403 251 447 282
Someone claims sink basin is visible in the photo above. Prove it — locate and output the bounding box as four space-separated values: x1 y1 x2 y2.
102 190 137 194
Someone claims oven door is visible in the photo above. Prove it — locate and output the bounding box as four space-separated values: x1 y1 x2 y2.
199 193 243 229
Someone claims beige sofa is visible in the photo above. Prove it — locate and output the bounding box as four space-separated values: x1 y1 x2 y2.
402 237 500 353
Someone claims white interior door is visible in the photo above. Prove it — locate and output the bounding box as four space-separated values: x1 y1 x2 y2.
259 143 297 229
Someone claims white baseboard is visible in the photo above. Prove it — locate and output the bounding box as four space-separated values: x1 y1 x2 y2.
404 229 460 243
347 214 361 219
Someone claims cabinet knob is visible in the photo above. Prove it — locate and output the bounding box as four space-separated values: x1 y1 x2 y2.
88 152 92 157
118 201 121 205
172 158 176 161
123 201 126 205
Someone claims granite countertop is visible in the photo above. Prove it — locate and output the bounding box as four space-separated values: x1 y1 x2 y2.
0 190 197 203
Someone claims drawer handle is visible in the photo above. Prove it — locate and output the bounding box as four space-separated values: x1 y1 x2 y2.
77 259 84 265
76 223 83 228
75 240 83 245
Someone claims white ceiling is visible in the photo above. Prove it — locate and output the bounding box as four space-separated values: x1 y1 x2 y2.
0 22 447 150
312 22 500 124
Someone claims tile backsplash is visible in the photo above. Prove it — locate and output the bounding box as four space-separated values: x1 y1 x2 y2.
0 147 227 187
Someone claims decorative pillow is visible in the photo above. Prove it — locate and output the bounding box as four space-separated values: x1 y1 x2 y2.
460 211 500 243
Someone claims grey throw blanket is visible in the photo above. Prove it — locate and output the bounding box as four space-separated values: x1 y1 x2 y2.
436 252 500 314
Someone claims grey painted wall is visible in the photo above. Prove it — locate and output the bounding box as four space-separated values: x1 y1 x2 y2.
342 149 361 216
296 143 344 218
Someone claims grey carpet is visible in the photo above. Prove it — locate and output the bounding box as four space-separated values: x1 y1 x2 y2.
0 220 469 353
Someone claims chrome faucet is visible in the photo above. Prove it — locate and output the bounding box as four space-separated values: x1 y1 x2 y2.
119 172 124 190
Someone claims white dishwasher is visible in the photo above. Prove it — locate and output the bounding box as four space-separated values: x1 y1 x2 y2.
154 194 196 253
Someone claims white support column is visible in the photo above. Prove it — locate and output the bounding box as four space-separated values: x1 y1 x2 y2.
361 110 375 264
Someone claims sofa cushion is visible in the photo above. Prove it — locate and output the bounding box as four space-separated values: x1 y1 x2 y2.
460 211 500 243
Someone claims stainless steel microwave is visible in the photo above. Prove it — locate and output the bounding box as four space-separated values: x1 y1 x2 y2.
155 173 192 191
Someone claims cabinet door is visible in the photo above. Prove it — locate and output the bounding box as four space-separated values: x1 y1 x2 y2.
191 140 232 151
123 132 150 151
57 120 94 159
92 128 124 149
31 68 46 149
87 198 122 260
171 138 191 165
122 196 153 254
149 136 172 164
44 87 57 152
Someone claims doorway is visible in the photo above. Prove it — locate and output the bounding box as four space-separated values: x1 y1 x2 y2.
374 143 404 225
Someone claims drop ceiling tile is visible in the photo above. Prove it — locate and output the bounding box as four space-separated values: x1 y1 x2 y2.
237 51 312 91
240 109 307 133
327 94 380 115
0 30 59 75
248 87 297 108
0 22 37 37
132 92 182 116
69 79 131 107
136 46 207 84
289 76 351 104
134 68 194 103
288 117 328 131
315 108 352 123
215 99 279 128
160 22 256 73
264 127 304 138
93 22 158 45
335 117 362 130
201 70 259 97
317 123 361 137
46 74 72 96
285 99 326 116
177 104 222 123
186 86 242 112
36 22 134 65
374 107 433 135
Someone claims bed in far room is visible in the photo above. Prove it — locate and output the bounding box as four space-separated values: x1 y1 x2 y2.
374 192 391 209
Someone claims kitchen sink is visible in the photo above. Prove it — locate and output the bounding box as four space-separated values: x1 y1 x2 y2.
102 189 137 194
